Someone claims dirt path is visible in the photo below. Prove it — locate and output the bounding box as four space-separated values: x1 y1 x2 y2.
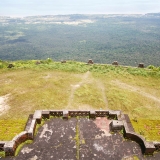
66 71 91 109
66 71 108 110
0 94 10 116
95 80 108 109
112 80 160 104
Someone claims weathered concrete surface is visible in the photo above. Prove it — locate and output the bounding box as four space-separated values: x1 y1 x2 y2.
3 117 160 160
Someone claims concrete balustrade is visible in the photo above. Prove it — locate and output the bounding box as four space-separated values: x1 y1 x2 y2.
0 109 159 157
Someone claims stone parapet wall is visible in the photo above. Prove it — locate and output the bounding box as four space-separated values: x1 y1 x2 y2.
24 114 33 131
4 131 28 156
122 114 156 155
50 110 63 117
69 111 90 117
27 119 36 140
95 111 109 117
0 109 160 157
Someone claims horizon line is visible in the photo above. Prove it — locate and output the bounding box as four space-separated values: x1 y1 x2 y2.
1 12 160 18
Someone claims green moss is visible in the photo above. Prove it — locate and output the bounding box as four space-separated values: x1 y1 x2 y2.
0 151 5 158
15 140 33 156
122 155 139 160
35 119 48 135
133 155 139 160
131 119 160 141
0 119 26 140
81 139 85 144
74 121 80 160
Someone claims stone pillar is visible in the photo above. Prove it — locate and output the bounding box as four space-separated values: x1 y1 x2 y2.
88 59 94 64
109 120 123 132
42 110 50 119
33 110 42 124
154 142 160 151
4 141 15 156
89 111 96 119
112 61 118 66
61 60 66 63
63 110 69 120
138 63 144 68
144 142 156 155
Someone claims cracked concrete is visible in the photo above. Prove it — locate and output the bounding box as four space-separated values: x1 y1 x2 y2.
3 117 160 160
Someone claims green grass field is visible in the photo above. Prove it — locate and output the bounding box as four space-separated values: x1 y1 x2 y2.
0 60 160 141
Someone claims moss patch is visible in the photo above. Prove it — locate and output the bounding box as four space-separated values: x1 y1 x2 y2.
0 119 26 140
131 119 160 141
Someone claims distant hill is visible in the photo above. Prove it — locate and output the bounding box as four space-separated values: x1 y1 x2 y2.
0 14 160 67
145 13 160 17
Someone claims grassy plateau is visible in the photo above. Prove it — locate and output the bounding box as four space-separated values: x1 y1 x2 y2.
0 59 160 142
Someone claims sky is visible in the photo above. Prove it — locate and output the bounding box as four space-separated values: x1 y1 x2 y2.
0 0 160 17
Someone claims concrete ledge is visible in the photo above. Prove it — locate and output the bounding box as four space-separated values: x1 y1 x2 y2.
12 131 28 146
33 110 42 124
122 114 135 132
24 114 33 131
28 119 37 140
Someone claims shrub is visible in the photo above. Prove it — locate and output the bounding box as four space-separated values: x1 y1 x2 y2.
0 62 3 69
147 65 155 69
47 58 53 63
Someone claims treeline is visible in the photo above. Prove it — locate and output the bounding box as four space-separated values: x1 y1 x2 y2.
0 16 160 67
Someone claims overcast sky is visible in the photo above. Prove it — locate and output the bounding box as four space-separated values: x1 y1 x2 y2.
0 0 160 17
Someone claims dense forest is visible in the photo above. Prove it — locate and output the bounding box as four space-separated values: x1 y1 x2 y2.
0 14 160 67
